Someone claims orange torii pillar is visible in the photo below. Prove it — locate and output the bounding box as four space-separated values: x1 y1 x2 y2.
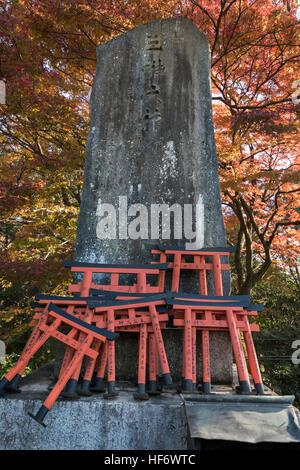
80 294 168 397
63 260 169 295
88 295 172 397
171 299 262 395
26 304 118 426
150 246 235 294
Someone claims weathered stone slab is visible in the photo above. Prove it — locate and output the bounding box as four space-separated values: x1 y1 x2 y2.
72 18 232 383
0 395 188 450
0 363 188 450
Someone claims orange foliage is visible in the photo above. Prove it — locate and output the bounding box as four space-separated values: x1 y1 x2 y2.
0 0 299 294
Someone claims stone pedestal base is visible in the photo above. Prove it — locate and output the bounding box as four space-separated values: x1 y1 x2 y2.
54 330 233 384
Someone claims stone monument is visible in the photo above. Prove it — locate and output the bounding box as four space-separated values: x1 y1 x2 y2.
74 18 232 384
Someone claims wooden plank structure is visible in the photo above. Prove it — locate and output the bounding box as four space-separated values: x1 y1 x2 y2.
30 292 170 400
87 295 172 399
169 296 264 395
0 302 118 426
149 246 264 394
63 260 169 294
59 261 169 398
0 246 265 426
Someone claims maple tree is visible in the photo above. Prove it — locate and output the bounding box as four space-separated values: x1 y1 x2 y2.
188 0 300 293
251 266 300 405
0 0 299 322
